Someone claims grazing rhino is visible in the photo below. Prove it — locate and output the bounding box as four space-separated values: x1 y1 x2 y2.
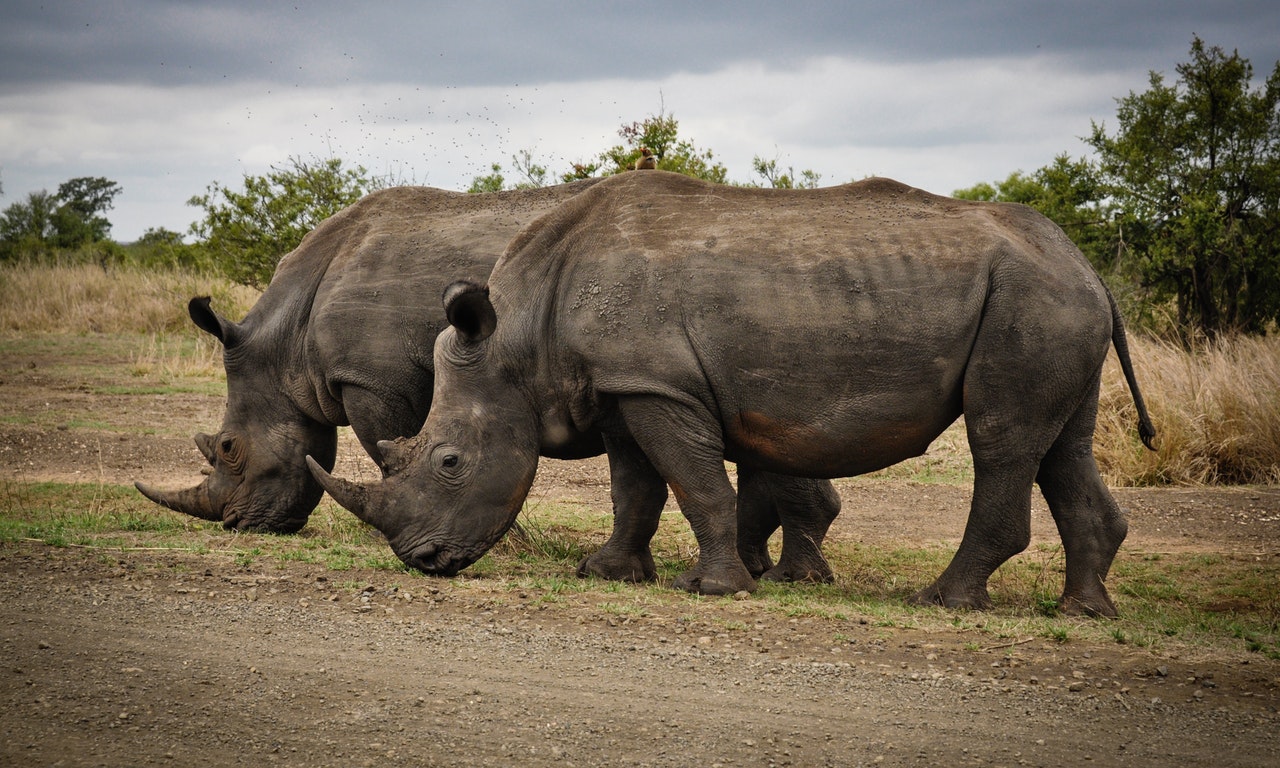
310 171 1156 616
135 181 602 532
135 179 839 581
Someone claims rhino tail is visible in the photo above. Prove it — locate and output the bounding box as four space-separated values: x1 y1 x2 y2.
1105 288 1157 451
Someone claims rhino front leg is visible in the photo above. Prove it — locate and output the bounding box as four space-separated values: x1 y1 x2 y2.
341 384 431 472
576 431 665 582
739 469 841 584
617 396 756 596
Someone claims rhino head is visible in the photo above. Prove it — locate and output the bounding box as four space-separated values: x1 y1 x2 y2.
135 296 338 533
308 281 539 573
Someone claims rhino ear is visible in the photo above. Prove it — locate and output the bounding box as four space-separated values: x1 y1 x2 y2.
188 296 241 347
442 280 497 343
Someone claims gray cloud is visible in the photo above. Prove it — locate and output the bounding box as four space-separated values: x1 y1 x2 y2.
4 1 1277 91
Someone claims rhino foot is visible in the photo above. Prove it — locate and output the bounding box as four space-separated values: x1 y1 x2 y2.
576 549 656 583
1057 591 1119 619
908 581 994 612
673 562 756 596
759 559 835 584
738 545 774 579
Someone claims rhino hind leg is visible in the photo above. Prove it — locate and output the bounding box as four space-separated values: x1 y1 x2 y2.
1036 385 1125 618
908 458 1037 611
910 391 1047 611
735 469 780 577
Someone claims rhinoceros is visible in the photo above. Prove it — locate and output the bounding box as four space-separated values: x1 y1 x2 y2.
309 171 1156 616
133 182 605 532
135 179 839 582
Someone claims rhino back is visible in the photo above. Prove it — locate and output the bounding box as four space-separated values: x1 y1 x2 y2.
493 172 1110 475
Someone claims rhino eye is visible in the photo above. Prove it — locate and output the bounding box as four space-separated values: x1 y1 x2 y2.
221 438 234 454
441 454 459 468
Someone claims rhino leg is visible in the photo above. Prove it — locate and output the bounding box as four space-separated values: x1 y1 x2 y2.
735 467 779 577
1036 380 1125 618
910 457 1037 611
738 469 840 584
914 313 1113 614
577 432 664 583
616 396 756 596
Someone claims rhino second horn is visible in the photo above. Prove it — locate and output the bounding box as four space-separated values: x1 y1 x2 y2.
134 480 221 522
305 456 375 522
194 433 217 465
376 439 406 468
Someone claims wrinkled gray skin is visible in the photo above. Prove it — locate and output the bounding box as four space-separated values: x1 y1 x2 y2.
310 171 1156 616
135 180 839 580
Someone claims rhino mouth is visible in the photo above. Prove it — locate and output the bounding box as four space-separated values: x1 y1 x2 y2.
221 498 308 534
400 542 478 577
224 513 306 535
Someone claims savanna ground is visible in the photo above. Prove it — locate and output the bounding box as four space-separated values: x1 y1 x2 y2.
2 317 1279 765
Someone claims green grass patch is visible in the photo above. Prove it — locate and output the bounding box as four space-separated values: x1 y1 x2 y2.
2 477 1277 660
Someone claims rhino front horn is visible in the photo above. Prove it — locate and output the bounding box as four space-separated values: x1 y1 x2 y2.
305 456 377 522
134 480 221 522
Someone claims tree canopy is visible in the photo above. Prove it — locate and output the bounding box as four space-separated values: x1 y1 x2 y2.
0 176 122 260
1086 36 1280 339
187 156 381 287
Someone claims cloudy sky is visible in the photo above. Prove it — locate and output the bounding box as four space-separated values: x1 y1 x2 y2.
3 1 1278 241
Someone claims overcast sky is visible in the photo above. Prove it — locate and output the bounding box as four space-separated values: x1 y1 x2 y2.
3 1 1278 241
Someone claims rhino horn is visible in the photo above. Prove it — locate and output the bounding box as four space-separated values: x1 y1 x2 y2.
305 456 378 523
134 479 221 522
376 439 405 469
194 432 217 465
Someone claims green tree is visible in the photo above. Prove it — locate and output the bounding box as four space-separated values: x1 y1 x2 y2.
188 156 380 287
1087 37 1280 339
52 176 122 247
508 149 549 189
596 112 728 182
467 163 506 194
467 151 550 193
0 177 122 260
0 189 59 260
123 227 208 270
751 155 822 189
953 156 1123 275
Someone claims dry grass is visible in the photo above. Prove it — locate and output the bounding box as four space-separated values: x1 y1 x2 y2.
0 263 258 335
1097 334 1280 485
126 332 227 379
